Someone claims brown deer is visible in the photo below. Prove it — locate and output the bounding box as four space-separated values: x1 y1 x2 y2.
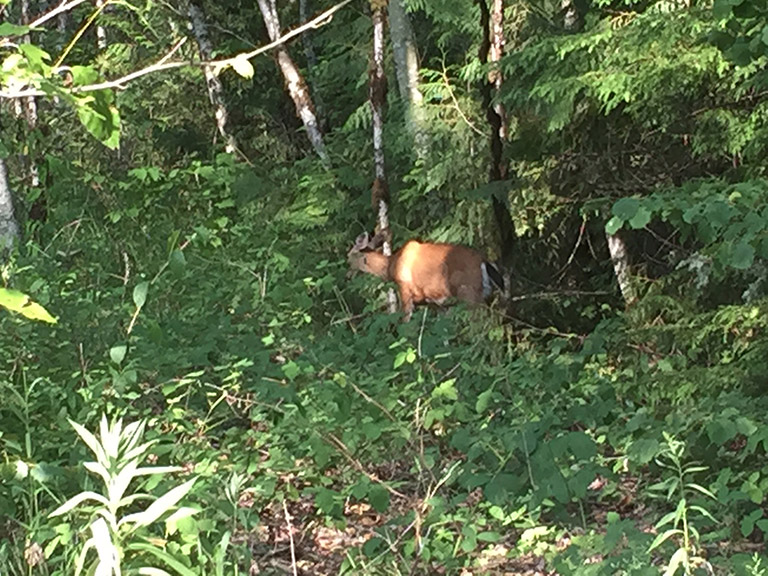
347 232 504 321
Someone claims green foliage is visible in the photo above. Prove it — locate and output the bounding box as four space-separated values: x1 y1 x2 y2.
4 0 768 573
48 415 196 575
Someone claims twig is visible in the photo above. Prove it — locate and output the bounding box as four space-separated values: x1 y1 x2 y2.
323 432 407 500
441 63 485 136
24 0 89 33
553 216 587 281
347 380 398 423
417 307 427 358
0 0 354 99
508 289 612 302
282 500 298 576
54 0 111 68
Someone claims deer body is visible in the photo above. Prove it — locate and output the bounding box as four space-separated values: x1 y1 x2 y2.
348 235 503 321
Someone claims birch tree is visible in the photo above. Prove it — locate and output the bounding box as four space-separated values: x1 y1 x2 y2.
187 0 238 154
387 0 428 159
95 0 107 50
20 0 40 189
489 0 506 139
370 0 396 312
0 156 19 254
256 0 328 165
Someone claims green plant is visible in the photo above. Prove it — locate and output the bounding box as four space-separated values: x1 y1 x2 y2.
648 432 719 576
48 415 197 576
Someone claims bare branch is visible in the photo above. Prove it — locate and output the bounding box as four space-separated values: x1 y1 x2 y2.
0 0 353 99
26 0 89 33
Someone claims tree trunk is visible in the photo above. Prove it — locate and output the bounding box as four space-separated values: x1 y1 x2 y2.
489 0 507 139
606 231 638 306
298 0 325 128
256 0 329 165
187 0 238 154
370 2 397 313
387 0 428 160
21 0 40 195
95 0 107 50
477 0 514 295
0 156 20 254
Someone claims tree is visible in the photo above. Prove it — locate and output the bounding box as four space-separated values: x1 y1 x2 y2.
369 0 398 312
477 0 515 294
388 0 428 159
256 0 329 165
187 0 239 154
0 156 19 254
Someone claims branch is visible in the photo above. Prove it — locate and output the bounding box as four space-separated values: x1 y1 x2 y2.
0 0 353 99
27 0 90 32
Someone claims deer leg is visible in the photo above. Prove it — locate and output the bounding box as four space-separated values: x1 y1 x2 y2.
399 288 414 322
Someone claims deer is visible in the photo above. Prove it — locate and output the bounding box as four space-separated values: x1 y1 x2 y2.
347 232 504 321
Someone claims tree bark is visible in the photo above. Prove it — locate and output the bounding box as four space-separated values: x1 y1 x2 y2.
370 2 397 313
187 0 238 154
95 0 107 50
477 0 514 293
387 0 428 160
256 0 329 165
21 0 41 202
489 0 507 139
606 231 638 306
0 156 20 254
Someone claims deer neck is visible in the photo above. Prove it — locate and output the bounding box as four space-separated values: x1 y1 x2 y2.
364 251 392 280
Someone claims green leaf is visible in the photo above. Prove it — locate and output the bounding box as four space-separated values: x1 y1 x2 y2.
18 44 50 72
110 344 127 365
477 531 501 542
628 438 659 465
648 528 683 552
368 484 390 513
629 206 652 229
133 281 149 308
125 542 198 576
0 22 29 36
475 389 493 414
712 0 733 19
231 55 254 79
70 65 100 86
740 509 763 537
605 216 623 235
461 524 478 552
432 379 458 400
75 90 121 149
121 479 196 528
567 431 597 459
281 361 300 381
729 241 755 270
612 197 640 221
169 249 186 275
0 287 57 323
724 38 754 66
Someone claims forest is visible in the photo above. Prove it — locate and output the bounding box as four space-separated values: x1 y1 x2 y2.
1 0 768 573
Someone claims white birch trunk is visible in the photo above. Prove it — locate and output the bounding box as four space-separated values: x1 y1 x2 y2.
0 158 20 253
21 0 39 187
95 0 107 50
256 0 328 165
388 0 428 160
489 0 506 139
188 0 237 154
371 5 397 313
607 231 638 306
